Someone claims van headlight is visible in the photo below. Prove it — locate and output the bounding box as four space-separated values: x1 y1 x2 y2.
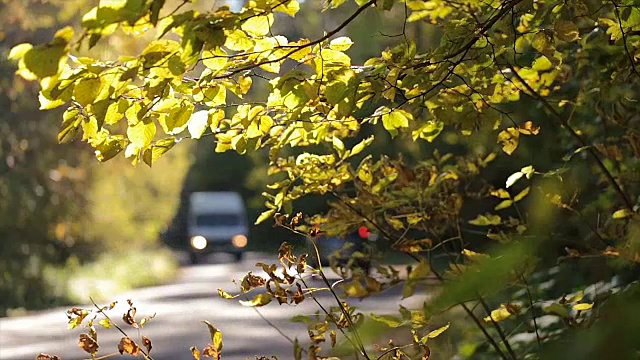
232 234 248 248
190 235 207 250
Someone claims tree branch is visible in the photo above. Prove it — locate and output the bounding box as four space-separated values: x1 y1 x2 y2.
505 62 634 211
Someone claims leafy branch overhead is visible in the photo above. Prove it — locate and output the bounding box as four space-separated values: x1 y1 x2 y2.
9 0 640 359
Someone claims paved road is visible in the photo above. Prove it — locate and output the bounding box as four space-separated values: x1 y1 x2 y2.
0 253 427 360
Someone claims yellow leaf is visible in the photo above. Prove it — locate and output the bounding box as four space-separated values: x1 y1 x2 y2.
274 0 300 17
483 305 517 322
612 209 633 219
382 108 412 131
314 48 351 72
8 43 33 60
241 14 274 37
329 36 354 51
426 323 450 339
572 303 593 311
127 119 156 148
239 293 272 307
494 199 513 210
513 187 530 202
497 127 519 155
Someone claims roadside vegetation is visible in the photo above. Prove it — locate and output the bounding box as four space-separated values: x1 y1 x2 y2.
5 0 640 358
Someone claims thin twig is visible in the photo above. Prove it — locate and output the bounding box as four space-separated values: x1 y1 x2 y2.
612 0 640 78
519 274 541 348
252 306 306 354
504 62 634 211
212 0 377 79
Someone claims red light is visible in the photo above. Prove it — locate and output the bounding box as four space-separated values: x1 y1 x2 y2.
358 226 370 239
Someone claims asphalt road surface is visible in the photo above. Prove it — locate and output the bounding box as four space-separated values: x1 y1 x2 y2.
0 252 427 360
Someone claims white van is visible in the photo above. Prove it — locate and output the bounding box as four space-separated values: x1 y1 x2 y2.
187 191 249 263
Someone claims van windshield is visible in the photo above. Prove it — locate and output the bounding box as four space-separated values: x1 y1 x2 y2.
195 213 243 227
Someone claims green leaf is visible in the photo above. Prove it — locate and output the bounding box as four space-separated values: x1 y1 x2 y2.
22 43 67 79
143 138 175 166
554 20 580 42
59 108 82 143
255 209 276 224
314 49 351 72
381 108 412 134
161 101 194 134
543 303 569 318
370 313 408 328
412 121 444 142
612 209 633 219
239 293 272 307
350 135 374 157
332 136 345 157
468 214 502 226
532 56 553 71
425 323 450 340
98 319 112 328
73 76 102 106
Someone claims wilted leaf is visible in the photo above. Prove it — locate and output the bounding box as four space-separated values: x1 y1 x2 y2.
78 333 99 355
191 346 201 360
240 272 267 292
202 320 223 352
239 293 272 307
218 288 239 299
36 354 61 360
202 344 221 359
518 121 540 135
118 337 140 356
142 336 152 354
